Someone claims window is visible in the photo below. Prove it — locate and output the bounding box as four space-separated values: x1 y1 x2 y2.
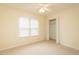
19 17 30 37
31 19 39 36
18 17 39 37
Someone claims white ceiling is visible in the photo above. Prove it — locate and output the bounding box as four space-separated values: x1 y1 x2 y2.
1 3 79 15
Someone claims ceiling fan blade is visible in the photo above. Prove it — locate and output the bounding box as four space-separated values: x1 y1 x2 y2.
39 3 51 7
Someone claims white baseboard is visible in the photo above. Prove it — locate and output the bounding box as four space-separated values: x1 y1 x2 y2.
61 42 79 51
0 39 45 51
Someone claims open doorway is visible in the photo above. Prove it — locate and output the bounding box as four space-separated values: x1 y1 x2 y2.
49 19 56 42
47 17 60 44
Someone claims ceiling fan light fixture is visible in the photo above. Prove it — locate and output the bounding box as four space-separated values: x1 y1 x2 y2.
39 8 45 13
38 4 51 14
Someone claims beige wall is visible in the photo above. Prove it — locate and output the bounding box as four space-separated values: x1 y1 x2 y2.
0 9 2 48
47 7 79 50
0 5 46 50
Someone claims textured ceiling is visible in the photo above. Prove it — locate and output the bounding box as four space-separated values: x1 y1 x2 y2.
1 3 79 15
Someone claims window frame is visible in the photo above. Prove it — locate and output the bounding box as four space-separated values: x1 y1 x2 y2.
18 17 39 37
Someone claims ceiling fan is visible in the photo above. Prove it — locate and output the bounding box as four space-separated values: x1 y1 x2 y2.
36 3 51 13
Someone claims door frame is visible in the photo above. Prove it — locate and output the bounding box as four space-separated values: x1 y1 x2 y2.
46 16 60 44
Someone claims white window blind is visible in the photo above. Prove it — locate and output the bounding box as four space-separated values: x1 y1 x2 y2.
31 19 39 36
18 17 39 37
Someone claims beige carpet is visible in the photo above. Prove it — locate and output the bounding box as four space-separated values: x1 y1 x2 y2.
0 40 79 55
